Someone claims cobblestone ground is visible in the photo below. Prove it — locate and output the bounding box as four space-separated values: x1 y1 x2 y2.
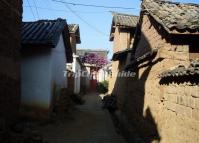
39 92 126 143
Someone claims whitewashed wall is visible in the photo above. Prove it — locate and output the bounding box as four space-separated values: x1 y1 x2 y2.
51 35 67 89
72 55 81 94
98 67 109 82
21 34 67 109
21 49 52 108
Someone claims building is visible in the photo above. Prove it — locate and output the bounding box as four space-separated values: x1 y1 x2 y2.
77 49 108 60
98 63 112 82
67 24 89 94
77 49 109 90
108 12 139 106
21 19 72 113
118 0 199 142
68 24 81 54
0 0 22 122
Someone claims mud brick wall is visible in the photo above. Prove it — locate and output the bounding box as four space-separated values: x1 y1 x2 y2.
120 14 199 143
159 83 199 143
108 61 119 94
109 26 133 95
0 0 22 120
113 27 131 53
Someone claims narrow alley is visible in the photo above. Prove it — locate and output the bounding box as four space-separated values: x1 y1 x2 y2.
39 93 126 143
1 1 199 143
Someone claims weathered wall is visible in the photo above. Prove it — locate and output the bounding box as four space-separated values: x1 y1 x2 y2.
0 0 22 120
21 35 67 110
51 35 68 89
109 26 133 95
159 83 199 143
113 27 131 53
108 61 119 94
21 48 52 109
118 14 199 143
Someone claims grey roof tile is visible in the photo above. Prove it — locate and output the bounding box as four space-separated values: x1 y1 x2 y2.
22 18 67 46
159 59 199 78
68 24 79 33
68 24 81 44
143 0 199 34
112 12 139 27
112 49 132 61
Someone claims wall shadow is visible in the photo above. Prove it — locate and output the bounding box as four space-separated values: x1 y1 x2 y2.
110 17 163 142
113 60 160 143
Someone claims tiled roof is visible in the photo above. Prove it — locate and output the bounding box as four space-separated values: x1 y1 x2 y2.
68 24 81 44
68 24 79 33
143 0 199 34
110 12 139 41
112 12 139 27
159 59 199 78
112 49 131 61
125 50 158 71
22 18 67 46
21 18 73 62
77 49 108 59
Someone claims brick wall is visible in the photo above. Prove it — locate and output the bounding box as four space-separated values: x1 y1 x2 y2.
113 27 131 53
118 14 199 143
0 0 22 121
109 26 133 95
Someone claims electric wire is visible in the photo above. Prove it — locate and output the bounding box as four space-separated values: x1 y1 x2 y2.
32 0 40 19
64 4 109 37
27 0 37 20
52 0 137 10
24 6 116 14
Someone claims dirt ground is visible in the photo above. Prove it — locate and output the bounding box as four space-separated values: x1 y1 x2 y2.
38 92 126 143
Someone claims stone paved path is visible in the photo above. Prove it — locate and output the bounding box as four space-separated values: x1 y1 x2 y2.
39 92 126 143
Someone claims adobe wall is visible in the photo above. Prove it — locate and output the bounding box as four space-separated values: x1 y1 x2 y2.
119 14 199 143
113 27 131 53
108 61 119 94
109 26 132 95
0 0 22 121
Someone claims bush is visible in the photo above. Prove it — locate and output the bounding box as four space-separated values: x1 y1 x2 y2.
102 94 117 112
70 94 85 105
97 80 108 94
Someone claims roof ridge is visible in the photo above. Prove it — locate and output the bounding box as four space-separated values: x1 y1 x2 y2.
112 11 139 17
144 0 199 6
77 48 108 51
22 18 67 46
143 0 199 34
23 18 66 23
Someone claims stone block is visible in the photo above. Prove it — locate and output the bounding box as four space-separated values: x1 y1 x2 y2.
191 86 199 98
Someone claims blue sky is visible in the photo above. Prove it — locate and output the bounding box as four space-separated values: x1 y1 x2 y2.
23 0 199 60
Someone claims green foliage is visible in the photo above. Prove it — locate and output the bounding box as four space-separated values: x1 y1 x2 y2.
97 80 108 94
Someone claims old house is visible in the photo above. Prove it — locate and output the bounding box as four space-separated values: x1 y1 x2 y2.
119 0 199 142
68 24 81 53
0 0 22 122
66 24 87 94
77 49 108 90
77 49 108 60
109 12 138 109
21 19 72 113
98 63 112 82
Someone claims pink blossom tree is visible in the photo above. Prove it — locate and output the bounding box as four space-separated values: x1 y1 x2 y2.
81 53 108 68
